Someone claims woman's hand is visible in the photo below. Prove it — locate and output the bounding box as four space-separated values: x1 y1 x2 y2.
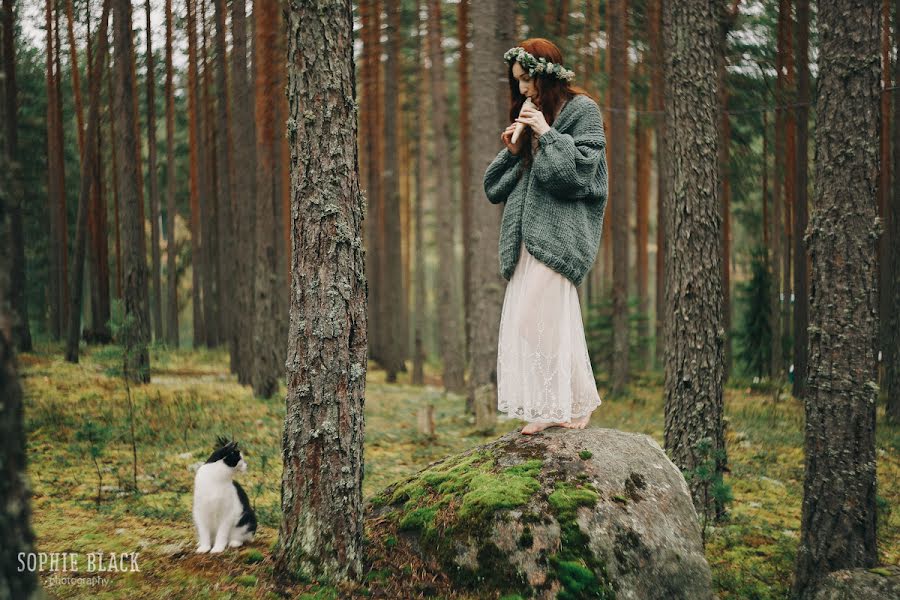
501 123 524 155
516 104 551 137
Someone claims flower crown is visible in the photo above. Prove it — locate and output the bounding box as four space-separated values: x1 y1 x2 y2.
504 46 576 82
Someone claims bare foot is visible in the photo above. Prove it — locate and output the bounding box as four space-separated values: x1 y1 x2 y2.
521 421 565 435
563 414 591 429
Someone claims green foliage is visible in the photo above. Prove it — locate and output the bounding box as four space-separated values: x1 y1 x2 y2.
735 247 773 378
548 482 599 518
585 294 653 388
579 450 593 460
75 418 113 505
682 437 734 547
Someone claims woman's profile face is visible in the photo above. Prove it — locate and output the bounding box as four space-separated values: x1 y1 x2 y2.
512 62 537 103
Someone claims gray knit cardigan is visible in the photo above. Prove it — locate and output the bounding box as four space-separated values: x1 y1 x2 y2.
483 93 608 287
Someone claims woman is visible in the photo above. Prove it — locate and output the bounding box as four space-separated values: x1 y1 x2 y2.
483 38 608 435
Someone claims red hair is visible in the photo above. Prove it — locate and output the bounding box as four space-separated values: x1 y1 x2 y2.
507 38 593 170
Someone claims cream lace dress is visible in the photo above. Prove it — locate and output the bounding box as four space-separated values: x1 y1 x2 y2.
496 112 602 424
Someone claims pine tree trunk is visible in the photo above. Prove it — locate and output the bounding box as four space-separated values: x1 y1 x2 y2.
145 0 163 343
649 0 665 368
781 0 795 378
186 0 206 347
467 0 506 431
792 4 880 597
113 0 151 382
459 0 472 374
887 0 900 424
231 0 254 384
275 0 366 582
412 0 426 387
771 0 787 379
793 0 811 398
635 72 650 367
108 60 123 300
213 0 234 366
46 0 60 339
879 0 893 369
427 0 465 393
251 0 280 399
201 0 218 347
164 0 178 346
2 0 32 351
63 0 84 156
65 0 111 363
382 0 405 382
610 0 629 394
0 187 38 599
662 0 726 516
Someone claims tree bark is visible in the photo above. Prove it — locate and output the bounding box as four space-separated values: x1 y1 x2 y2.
231 0 254 384
186 0 205 347
467 0 507 431
793 0 810 398
251 0 280 399
2 0 32 351
65 0 111 363
201 0 218 347
887 0 900 423
164 0 178 346
662 0 726 516
792 3 881 597
46 0 61 339
108 60 123 300
781 0 795 380
879 0 893 372
145 0 163 343
113 0 151 382
213 0 234 366
382 0 405 382
649 0 665 367
610 0 629 394
275 0 366 582
635 69 650 367
426 0 466 394
459 0 472 374
0 169 38 599
412 0 426 386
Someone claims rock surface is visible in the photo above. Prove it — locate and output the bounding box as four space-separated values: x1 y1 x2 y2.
366 427 714 599
812 565 900 600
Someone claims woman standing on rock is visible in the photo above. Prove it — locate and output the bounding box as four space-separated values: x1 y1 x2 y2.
483 38 608 435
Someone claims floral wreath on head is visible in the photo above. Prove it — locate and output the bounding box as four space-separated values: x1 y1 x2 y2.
504 46 576 82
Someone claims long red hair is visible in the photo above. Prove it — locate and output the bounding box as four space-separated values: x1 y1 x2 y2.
508 38 592 170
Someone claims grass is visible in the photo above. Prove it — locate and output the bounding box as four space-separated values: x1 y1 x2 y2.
17 341 900 599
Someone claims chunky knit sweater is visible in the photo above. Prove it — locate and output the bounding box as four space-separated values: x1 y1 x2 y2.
483 93 608 287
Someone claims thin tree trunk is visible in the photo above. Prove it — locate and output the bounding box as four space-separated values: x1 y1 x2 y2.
887 0 900 423
251 0 280 399
662 0 726 516
145 0 163 343
793 0 810 397
879 0 892 365
275 0 365 582
3 0 32 351
635 72 650 367
610 0 629 394
201 0 218 347
230 0 254 384
213 0 234 366
45 0 60 339
427 0 465 393
771 0 786 379
108 60 122 299
792 3 880 596
781 0 795 378
459 0 472 374
186 0 205 346
63 0 84 156
412 0 426 386
164 0 178 346
113 0 151 382
649 0 665 367
382 0 405 382
65 0 110 363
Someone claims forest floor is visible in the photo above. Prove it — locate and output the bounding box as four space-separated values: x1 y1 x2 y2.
18 342 900 600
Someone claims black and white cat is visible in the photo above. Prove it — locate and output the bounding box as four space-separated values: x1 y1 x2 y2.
192 437 258 553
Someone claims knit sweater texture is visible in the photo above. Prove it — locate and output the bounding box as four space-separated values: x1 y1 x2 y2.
483 93 608 287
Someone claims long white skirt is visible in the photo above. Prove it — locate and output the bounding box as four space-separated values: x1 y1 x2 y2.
497 243 602 423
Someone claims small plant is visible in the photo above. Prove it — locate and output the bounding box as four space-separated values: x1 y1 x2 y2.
682 437 733 547
107 299 142 493
75 419 112 506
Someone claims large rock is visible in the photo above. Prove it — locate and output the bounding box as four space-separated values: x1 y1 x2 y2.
812 566 900 600
366 428 714 599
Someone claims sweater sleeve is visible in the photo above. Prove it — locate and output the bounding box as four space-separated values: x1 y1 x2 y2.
532 103 607 202
483 147 522 204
